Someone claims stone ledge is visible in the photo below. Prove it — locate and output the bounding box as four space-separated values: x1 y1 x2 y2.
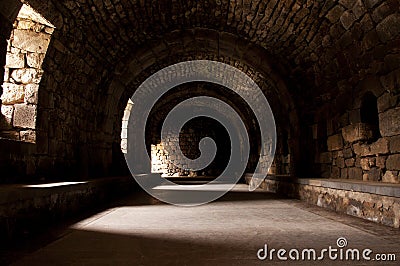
245 174 400 198
0 176 134 205
0 176 136 239
245 174 400 228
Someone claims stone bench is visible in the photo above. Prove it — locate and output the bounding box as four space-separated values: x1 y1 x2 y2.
0 176 136 240
245 174 400 228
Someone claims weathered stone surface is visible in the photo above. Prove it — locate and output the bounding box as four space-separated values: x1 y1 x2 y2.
1 105 13 122
365 168 382 181
326 5 345 23
342 147 353 158
352 0 366 19
389 135 400 153
342 123 374 143
13 104 36 129
376 14 400 43
0 83 25 104
337 157 345 168
20 129 36 143
382 170 399 183
370 138 389 155
380 69 400 92
345 158 355 167
378 92 397 113
331 166 340 178
17 4 55 27
379 108 400 137
327 134 343 151
11 68 41 84
26 52 44 68
340 10 356 30
376 156 387 169
24 84 38 104
12 29 51 53
386 154 400 170
360 158 370 170
340 168 348 178
5 52 24 68
348 167 363 180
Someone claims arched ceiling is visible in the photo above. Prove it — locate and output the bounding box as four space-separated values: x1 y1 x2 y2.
3 0 396 155
20 0 400 110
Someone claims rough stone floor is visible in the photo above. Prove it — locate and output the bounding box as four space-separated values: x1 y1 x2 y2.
6 185 400 265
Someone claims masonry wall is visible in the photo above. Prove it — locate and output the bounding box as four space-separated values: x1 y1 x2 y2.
0 5 54 142
314 74 400 184
150 117 231 177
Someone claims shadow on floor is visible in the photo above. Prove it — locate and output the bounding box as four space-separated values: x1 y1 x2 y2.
0 184 282 265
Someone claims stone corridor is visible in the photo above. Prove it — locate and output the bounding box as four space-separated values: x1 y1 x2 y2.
3 185 400 265
1 0 400 264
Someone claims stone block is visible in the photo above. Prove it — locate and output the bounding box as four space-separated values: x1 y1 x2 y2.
355 157 361 167
11 68 41 84
370 138 389 155
1 82 25 104
331 166 340 178
376 14 400 43
382 170 399 183
326 5 345 23
340 168 348 178
20 130 36 143
24 84 38 104
365 167 382 181
327 134 343 151
26 52 44 68
376 156 387 169
337 157 345 168
5 52 24 68
1 105 13 124
352 0 366 19
386 154 400 170
377 92 397 113
372 1 393 23
13 104 36 129
348 167 363 180
340 10 356 30
343 147 354 158
390 136 400 153
345 158 355 167
342 123 374 143
12 29 51 53
379 108 400 137
360 158 370 170
380 69 400 92
339 0 355 9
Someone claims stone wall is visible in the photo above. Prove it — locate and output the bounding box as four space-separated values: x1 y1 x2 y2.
314 89 400 183
150 117 231 177
0 4 54 143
